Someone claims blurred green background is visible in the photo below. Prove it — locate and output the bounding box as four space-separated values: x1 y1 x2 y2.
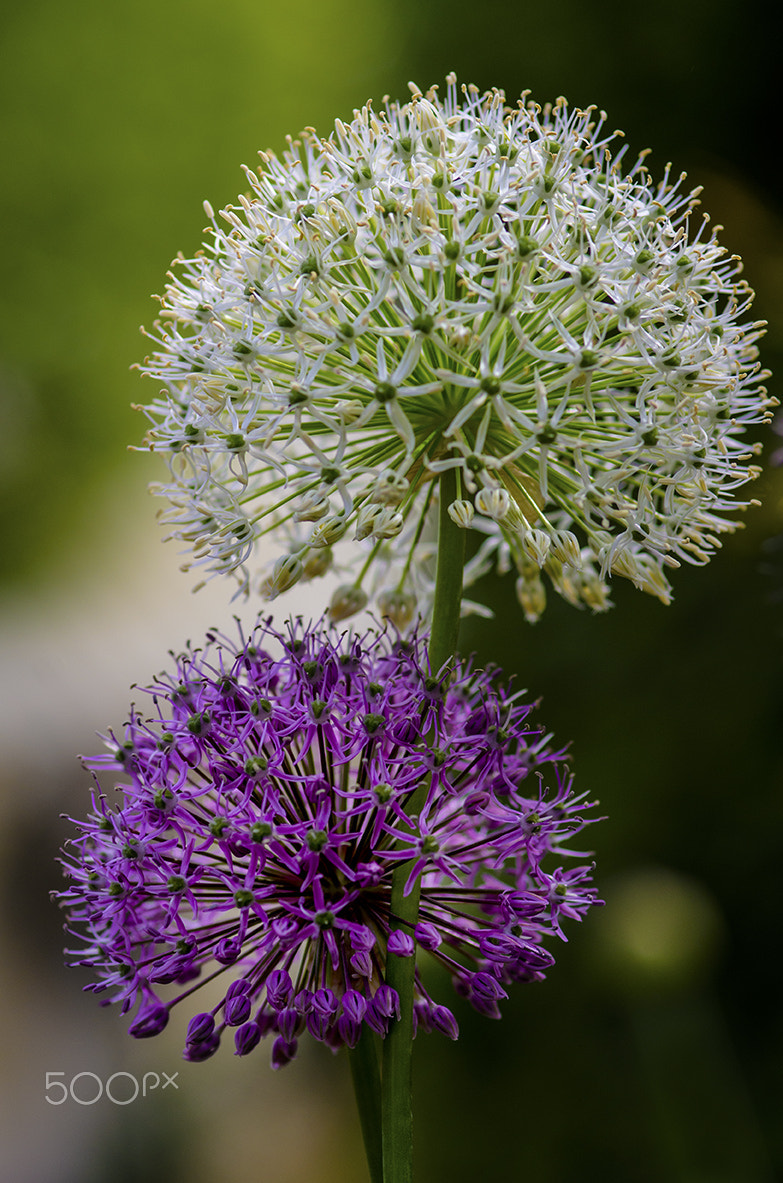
1 1 781 1180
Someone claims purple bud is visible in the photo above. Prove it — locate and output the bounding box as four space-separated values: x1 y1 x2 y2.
479 931 525 961
413 1000 432 1035
469 971 508 1003
306 1011 332 1041
337 1016 361 1047
431 1004 459 1040
226 977 253 1000
266 969 292 1010
294 988 313 1016
128 1002 169 1038
500 890 546 920
355 861 383 887
277 1006 300 1042
150 954 194 984
341 990 367 1025
349 924 376 952
270 1036 298 1069
255 1009 277 1038
350 950 373 977
363 1000 388 1036
414 921 442 951
373 984 400 1018
224 994 252 1026
470 993 502 1020
186 1012 215 1044
215 938 241 966
312 988 337 1018
271 916 299 944
387 929 415 957
183 1032 220 1061
234 1022 262 1056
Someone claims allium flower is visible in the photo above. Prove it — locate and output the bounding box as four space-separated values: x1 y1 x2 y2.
57 618 600 1065
139 77 772 621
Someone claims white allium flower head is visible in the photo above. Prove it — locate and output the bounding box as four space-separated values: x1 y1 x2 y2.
138 76 773 622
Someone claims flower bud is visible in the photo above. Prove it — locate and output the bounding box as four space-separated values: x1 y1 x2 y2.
515 574 546 623
302 547 333 578
580 572 611 612
371 469 409 506
183 1032 221 1061
431 1004 459 1040
414 920 442 950
270 1036 298 1069
128 1001 169 1038
329 584 368 622
293 493 330 522
234 1022 262 1057
342 990 368 1024
186 1012 215 1045
266 969 292 1010
519 527 551 567
550 529 582 566
448 499 475 528
377 589 417 630
224 993 252 1026
387 929 415 957
215 937 241 965
372 507 404 538
354 504 381 540
260 554 303 599
309 515 347 548
475 486 511 521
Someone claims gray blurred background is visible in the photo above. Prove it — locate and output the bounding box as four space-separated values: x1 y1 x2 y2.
2 1 782 1179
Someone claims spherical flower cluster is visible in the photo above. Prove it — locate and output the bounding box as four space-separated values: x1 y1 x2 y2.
139 77 772 622
57 618 600 1066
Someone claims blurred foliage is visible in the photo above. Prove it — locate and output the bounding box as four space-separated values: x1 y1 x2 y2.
0 0 400 585
2 0 781 1180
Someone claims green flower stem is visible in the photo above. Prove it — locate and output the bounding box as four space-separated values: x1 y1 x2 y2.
427 467 466 677
381 469 465 1183
348 1029 384 1183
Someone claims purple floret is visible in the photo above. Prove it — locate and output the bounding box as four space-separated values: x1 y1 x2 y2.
56 617 601 1066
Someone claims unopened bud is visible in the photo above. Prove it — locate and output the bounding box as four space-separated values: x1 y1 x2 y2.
611 549 672 604
580 572 611 612
519 527 551 567
515 575 546 623
372 507 404 538
293 493 330 522
412 188 438 229
550 529 581 566
377 589 417 630
475 486 511 521
371 469 409 506
329 584 368 622
354 504 381 540
260 554 303 599
332 399 364 425
309 515 347 548
448 499 475 528
302 547 333 578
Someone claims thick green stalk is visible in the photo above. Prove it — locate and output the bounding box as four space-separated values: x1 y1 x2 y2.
348 1029 384 1183
427 467 466 676
381 469 465 1182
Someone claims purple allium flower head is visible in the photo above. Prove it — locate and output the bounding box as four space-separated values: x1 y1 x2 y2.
56 617 601 1065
